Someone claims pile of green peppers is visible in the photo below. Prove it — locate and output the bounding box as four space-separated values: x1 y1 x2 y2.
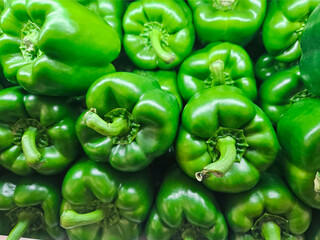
0 0 320 239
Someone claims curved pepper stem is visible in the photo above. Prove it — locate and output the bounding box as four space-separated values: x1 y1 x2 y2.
60 209 106 229
150 28 175 64
22 126 43 169
84 108 130 137
209 60 225 86
314 172 320 193
7 211 38 240
260 221 281 240
195 136 237 181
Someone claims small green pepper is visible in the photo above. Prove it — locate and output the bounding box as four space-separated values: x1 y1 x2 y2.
277 99 320 209
0 0 120 96
0 174 66 240
145 166 228 240
0 87 80 175
123 0 195 69
224 172 312 240
76 72 180 172
188 0 266 46
176 85 279 193
178 42 257 103
60 158 154 240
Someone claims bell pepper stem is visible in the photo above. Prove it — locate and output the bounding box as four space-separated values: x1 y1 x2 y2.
209 60 225 86
7 212 37 240
150 28 175 64
195 136 237 181
181 228 197 240
60 209 106 229
213 0 237 11
84 108 130 137
260 221 281 240
314 172 320 193
21 126 43 169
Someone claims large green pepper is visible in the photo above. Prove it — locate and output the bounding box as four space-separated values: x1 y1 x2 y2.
187 0 266 46
75 0 126 41
300 4 320 96
306 210 320 240
255 53 298 83
0 174 66 240
224 172 312 240
76 72 180 172
0 0 120 96
177 42 257 103
123 0 195 70
262 0 320 63
145 166 228 240
0 87 80 176
176 85 279 193
277 99 320 209
60 158 154 240
133 69 183 111
229 232 304 240
258 65 317 125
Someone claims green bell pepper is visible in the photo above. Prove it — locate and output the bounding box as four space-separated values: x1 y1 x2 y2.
60 158 154 240
187 0 266 46
0 174 66 240
123 0 195 70
255 53 298 83
300 4 320 96
277 99 320 209
0 86 80 176
145 166 228 240
262 0 320 62
306 210 320 240
258 65 317 125
0 0 120 96
75 0 126 41
133 69 183 111
176 85 279 193
76 72 180 172
224 172 312 240
177 42 257 103
229 232 304 240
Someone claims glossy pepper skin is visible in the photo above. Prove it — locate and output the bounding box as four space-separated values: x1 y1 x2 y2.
0 0 120 96
258 65 317 125
262 0 320 63
188 0 266 46
306 210 320 240
75 0 126 41
145 166 228 240
133 69 183 111
123 0 195 70
0 87 80 176
300 4 320 96
229 232 304 240
0 174 66 240
277 99 320 209
176 85 279 193
60 158 154 240
76 72 180 172
255 53 298 83
224 172 312 240
178 42 257 103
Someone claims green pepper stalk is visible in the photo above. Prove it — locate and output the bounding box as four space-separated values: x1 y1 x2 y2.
196 136 237 180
